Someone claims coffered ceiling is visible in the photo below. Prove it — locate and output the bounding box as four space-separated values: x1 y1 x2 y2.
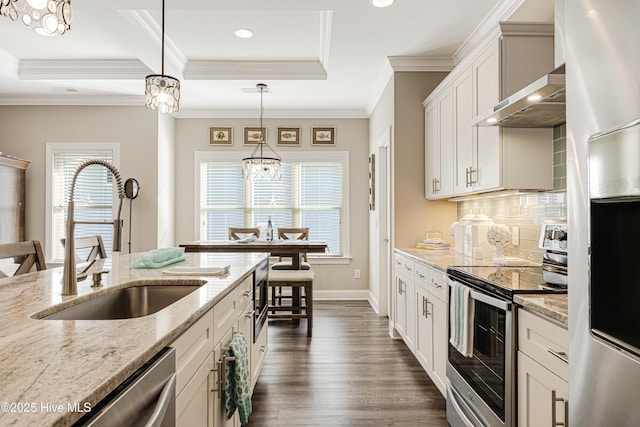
0 0 551 117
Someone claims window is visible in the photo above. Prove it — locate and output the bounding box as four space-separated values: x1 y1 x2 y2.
46 144 120 263
196 151 349 257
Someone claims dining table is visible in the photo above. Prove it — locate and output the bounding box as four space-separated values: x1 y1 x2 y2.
179 239 327 270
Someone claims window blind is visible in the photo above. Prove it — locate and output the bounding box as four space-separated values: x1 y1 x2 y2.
200 157 344 256
51 150 115 262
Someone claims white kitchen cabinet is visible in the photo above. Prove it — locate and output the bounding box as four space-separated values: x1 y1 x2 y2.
425 87 454 198
394 253 416 350
453 65 475 194
173 272 265 427
414 267 447 396
173 310 214 427
425 23 555 199
213 327 238 427
394 250 448 397
176 356 214 427
518 352 568 427
517 309 569 427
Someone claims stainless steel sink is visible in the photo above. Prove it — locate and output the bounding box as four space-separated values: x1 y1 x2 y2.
38 283 204 320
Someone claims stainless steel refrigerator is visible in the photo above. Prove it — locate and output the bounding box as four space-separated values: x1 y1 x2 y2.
567 0 640 425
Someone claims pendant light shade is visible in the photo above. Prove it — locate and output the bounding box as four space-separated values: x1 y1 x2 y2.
145 0 180 114
1 0 72 35
242 83 282 181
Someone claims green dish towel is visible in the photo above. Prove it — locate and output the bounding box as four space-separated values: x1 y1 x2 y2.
223 332 252 425
131 255 186 269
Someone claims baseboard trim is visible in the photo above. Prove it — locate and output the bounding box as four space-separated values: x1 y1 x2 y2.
368 291 380 315
313 289 369 300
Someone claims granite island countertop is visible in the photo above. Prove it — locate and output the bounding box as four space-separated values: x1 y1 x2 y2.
0 251 268 427
396 248 568 325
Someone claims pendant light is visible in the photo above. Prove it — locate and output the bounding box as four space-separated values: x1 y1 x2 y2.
144 0 180 114
242 83 282 181
0 0 72 35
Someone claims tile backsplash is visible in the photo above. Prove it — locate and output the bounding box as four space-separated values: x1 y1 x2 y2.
456 123 567 263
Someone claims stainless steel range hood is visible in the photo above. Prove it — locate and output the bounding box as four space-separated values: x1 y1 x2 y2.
472 65 565 128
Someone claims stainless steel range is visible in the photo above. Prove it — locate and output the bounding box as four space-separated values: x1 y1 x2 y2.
446 264 566 427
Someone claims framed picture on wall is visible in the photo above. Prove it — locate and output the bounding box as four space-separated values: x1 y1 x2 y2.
277 127 300 145
312 127 335 145
244 127 267 145
209 127 233 145
369 154 376 210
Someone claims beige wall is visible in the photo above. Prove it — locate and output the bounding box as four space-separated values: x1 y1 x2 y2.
0 106 160 260
367 71 457 314
393 72 457 248
174 118 370 295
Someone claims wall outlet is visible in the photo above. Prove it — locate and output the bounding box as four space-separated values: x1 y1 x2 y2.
512 226 520 246
354 269 361 279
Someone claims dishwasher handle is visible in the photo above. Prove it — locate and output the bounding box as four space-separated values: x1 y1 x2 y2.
145 373 176 427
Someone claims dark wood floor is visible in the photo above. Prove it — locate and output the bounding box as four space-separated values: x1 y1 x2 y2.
246 301 448 426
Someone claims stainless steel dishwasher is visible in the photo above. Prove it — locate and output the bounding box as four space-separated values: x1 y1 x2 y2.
73 347 176 427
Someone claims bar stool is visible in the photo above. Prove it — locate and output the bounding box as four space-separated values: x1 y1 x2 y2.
268 269 314 337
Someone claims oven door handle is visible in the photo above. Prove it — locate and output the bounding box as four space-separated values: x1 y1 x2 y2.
469 288 511 311
447 277 512 310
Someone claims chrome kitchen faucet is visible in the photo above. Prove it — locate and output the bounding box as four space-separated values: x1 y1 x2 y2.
62 159 124 295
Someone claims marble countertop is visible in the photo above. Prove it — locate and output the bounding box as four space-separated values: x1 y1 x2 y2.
514 294 568 325
0 252 268 427
395 247 492 272
395 248 568 325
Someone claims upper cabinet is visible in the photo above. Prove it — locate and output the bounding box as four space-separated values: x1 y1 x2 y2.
425 87 454 198
424 23 555 200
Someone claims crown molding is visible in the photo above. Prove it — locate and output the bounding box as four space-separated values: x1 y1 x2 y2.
174 108 368 119
124 9 188 77
319 10 333 69
184 60 327 80
19 60 151 80
0 95 145 106
387 56 455 72
0 49 19 79
453 0 527 64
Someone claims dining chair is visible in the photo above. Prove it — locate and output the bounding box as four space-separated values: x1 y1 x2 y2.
228 227 261 240
61 235 107 263
273 227 310 270
0 240 47 277
271 227 311 309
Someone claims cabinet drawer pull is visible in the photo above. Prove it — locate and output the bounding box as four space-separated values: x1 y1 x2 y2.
405 265 412 272
396 260 402 265
416 272 425 279
430 278 442 288
551 390 569 427
246 310 256 318
242 290 252 297
548 349 569 364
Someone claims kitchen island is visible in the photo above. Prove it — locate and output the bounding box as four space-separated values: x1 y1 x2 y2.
0 251 268 427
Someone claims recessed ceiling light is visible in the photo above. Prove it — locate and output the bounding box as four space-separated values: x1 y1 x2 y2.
371 0 395 7
487 117 498 124
234 28 254 39
527 94 542 102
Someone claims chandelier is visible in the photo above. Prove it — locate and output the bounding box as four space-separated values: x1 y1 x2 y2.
242 83 282 181
144 0 180 114
0 0 72 35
